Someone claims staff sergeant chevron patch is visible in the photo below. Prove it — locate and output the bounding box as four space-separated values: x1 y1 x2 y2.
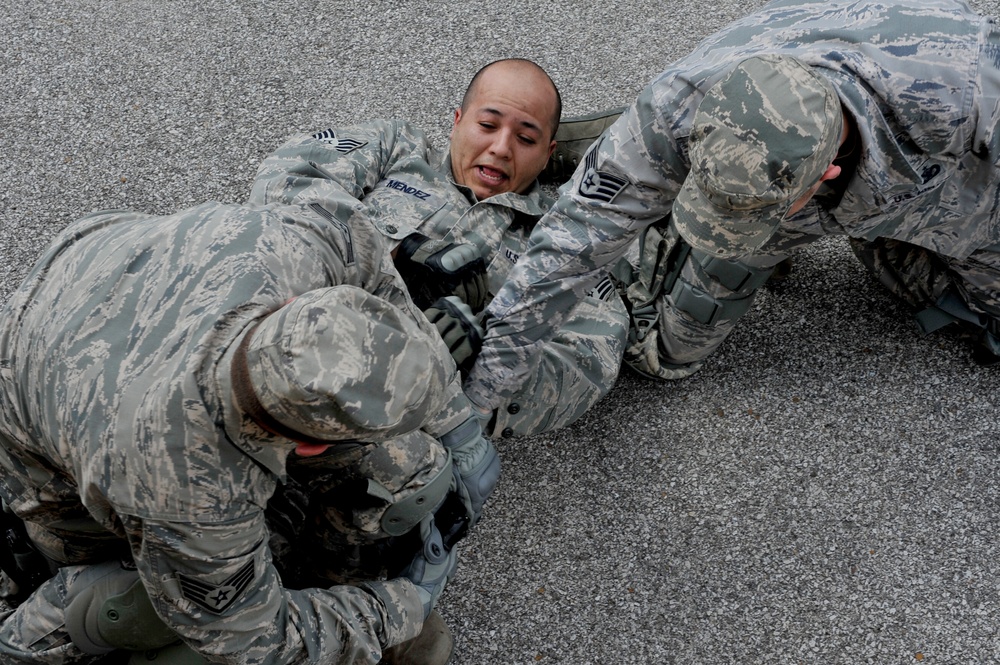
178 560 256 614
578 143 628 203
311 128 367 153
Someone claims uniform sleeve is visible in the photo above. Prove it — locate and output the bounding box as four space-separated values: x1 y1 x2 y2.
248 119 417 215
489 289 628 437
131 513 424 665
465 79 693 409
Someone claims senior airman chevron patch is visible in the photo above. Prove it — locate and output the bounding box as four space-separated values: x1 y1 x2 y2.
578 144 628 203
311 129 367 153
178 560 255 614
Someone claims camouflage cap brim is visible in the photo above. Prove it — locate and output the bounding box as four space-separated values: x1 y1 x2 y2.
673 175 786 258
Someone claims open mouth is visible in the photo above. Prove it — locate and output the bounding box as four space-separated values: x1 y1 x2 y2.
477 165 508 185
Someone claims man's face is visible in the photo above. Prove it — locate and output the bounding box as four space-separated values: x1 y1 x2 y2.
450 64 557 200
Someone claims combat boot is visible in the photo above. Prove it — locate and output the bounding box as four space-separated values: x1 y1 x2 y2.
379 610 453 665
539 107 626 185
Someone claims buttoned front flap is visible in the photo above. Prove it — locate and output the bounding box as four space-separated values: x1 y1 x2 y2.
363 171 451 241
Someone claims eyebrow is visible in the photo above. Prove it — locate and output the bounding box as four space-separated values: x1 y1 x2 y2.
480 107 543 135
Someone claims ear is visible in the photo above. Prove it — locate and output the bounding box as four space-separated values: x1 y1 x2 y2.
450 108 462 138
546 138 557 159
821 163 842 183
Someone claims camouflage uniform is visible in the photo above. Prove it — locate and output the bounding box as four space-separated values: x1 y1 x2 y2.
249 120 629 438
465 0 1000 405
0 199 471 663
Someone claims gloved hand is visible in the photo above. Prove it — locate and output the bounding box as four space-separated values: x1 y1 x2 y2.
438 416 500 527
264 476 311 575
265 476 310 544
423 296 484 378
395 233 488 312
399 517 459 619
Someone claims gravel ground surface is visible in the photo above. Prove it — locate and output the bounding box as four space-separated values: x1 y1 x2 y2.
3 1 1000 663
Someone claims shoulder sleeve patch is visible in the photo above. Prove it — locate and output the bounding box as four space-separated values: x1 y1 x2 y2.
177 559 256 614
578 144 628 203
311 129 368 154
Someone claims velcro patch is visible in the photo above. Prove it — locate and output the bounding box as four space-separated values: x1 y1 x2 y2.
578 145 628 203
178 560 255 614
311 129 367 154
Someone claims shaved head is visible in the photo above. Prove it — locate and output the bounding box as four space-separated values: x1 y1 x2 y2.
461 59 562 138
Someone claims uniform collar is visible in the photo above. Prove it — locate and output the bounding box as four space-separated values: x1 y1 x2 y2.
441 153 552 217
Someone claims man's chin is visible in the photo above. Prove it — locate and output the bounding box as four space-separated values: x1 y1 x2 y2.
471 184 507 200
469 169 515 197
479 180 520 198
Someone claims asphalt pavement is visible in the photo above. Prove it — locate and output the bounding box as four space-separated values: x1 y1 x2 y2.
3 1 1000 663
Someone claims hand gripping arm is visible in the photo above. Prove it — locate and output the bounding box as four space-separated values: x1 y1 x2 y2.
395 233 488 312
423 296 484 378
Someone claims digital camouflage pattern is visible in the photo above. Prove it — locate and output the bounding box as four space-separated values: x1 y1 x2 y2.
0 198 470 663
848 236 1000 355
465 0 1000 403
672 54 844 257
245 286 453 443
250 119 628 437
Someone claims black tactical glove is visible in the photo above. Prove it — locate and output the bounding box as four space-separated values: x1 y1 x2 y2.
395 233 488 312
265 476 310 543
264 476 311 574
423 296 484 378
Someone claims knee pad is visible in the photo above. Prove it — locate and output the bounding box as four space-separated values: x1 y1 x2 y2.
378 450 454 537
667 251 774 326
64 561 177 654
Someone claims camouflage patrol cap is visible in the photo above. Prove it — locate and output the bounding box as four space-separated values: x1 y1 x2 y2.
673 54 843 257
240 286 450 442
